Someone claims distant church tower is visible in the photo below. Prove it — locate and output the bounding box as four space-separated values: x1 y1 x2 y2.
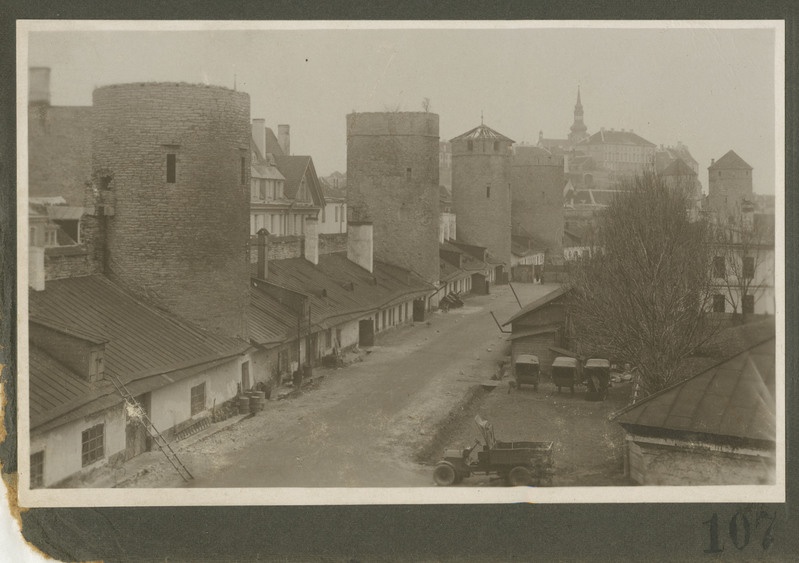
568 87 589 145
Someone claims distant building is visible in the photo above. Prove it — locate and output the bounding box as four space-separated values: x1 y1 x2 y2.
451 122 514 280
439 141 452 189
707 149 754 219
318 182 347 235
250 119 325 237
660 157 703 219
574 128 656 183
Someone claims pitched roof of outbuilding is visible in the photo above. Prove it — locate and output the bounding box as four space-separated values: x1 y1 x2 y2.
613 336 775 444
503 286 571 326
660 158 698 177
708 150 752 170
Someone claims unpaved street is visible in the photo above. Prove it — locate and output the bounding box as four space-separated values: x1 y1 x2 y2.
128 283 555 487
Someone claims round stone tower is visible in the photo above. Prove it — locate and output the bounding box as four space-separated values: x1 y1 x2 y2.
451 123 514 269
91 82 251 339
346 112 440 286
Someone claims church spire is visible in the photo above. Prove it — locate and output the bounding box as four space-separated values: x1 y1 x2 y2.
569 85 587 144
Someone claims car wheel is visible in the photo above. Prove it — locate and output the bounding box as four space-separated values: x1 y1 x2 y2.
433 462 456 486
508 466 532 486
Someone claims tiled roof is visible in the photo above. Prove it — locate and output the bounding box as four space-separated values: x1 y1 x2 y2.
614 337 775 444
503 286 570 326
578 130 655 147
661 158 697 177
253 253 433 333
451 124 514 143
28 275 249 430
709 150 752 170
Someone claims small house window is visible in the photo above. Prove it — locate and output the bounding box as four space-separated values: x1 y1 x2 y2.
166 154 177 183
712 294 726 313
30 451 44 488
742 294 755 314
486 185 491 198
81 424 105 467
743 256 755 279
713 256 725 278
190 382 206 416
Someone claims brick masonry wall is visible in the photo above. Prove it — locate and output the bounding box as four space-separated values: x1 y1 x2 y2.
28 106 93 206
511 159 565 255
91 83 251 340
319 232 348 255
346 112 440 286
44 246 101 280
451 138 512 267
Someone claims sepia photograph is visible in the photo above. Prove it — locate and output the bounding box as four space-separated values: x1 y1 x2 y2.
15 20 784 507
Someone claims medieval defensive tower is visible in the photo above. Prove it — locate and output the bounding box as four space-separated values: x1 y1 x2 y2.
451 123 514 269
511 146 565 257
346 112 440 286
90 82 251 339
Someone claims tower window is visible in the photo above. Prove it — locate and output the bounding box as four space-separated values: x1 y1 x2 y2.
486 185 491 198
467 140 473 151
241 157 247 185
406 167 412 180
166 154 177 183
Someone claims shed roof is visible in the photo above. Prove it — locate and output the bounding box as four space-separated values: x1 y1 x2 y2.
503 286 570 326
613 338 775 444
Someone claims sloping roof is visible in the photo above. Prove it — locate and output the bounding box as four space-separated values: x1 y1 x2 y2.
46 206 85 220
440 240 489 272
273 155 324 206
709 150 752 170
249 282 301 345
253 253 433 333
503 286 570 326
450 123 515 143
511 235 546 256
578 130 655 147
507 325 561 341
660 158 697 177
439 259 468 283
614 338 775 444
28 275 249 430
264 127 284 156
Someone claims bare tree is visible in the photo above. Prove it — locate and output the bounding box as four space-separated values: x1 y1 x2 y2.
566 171 718 397
710 204 774 321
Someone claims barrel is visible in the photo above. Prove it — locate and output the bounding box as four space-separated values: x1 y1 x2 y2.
237 395 250 414
249 391 266 413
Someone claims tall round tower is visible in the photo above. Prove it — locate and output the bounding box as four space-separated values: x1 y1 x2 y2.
346 112 440 286
91 82 251 339
450 123 514 269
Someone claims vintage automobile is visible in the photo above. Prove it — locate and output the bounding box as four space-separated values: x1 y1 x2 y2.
513 354 540 390
551 356 580 393
433 415 554 487
584 358 611 401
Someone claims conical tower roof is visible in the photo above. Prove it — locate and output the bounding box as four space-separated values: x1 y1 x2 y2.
709 150 752 170
450 123 514 143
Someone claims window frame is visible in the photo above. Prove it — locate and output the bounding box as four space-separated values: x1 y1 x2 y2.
81 423 105 467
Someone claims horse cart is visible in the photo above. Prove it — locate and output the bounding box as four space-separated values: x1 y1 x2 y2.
551 356 580 393
433 415 554 487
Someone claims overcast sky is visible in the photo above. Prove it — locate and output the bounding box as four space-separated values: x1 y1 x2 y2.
26 24 779 194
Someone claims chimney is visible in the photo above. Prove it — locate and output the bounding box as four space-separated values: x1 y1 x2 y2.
29 67 51 106
257 228 269 279
278 124 290 155
347 221 373 273
252 118 266 157
29 246 45 291
304 216 319 265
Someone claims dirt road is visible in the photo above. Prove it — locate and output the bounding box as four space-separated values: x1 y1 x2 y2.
128 283 556 488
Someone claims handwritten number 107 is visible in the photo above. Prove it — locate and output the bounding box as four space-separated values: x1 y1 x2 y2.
704 509 776 553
